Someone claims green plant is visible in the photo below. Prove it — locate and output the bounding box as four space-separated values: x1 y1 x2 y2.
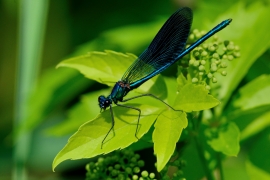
50 2 270 178
16 2 270 179
52 27 241 179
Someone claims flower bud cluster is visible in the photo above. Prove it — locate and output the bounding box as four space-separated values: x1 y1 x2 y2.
181 29 240 89
86 149 156 180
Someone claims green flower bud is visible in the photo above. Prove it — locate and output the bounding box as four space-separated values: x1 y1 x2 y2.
207 73 213 79
215 59 221 65
141 170 149 177
114 164 121 170
125 167 132 174
189 34 195 41
199 72 204 76
193 29 199 34
220 62 227 68
200 60 206 65
233 52 241 58
201 51 208 57
131 157 137 163
111 169 118 176
206 85 211 90
227 44 235 51
133 167 140 174
192 78 198 83
221 71 227 76
189 59 195 65
210 64 217 72
132 175 138 180
195 32 201 39
208 45 216 52
86 164 90 171
118 174 125 179
212 77 217 83
201 30 206 35
199 65 205 71
228 55 234 61
135 154 140 159
193 60 200 67
149 173 155 179
202 43 208 49
138 160 145 167
193 50 200 58
212 53 220 59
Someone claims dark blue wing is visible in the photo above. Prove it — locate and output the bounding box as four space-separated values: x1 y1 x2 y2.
121 7 193 89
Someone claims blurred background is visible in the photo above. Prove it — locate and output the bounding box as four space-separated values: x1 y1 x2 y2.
1 0 270 179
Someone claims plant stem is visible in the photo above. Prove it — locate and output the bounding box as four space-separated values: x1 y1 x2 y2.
192 113 215 180
216 152 224 180
194 135 215 180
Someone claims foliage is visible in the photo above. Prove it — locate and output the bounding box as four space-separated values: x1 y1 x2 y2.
17 1 270 179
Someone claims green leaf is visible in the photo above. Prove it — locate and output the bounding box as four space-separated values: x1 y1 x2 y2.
246 160 270 180
52 104 162 171
153 110 187 172
241 111 270 141
57 50 157 93
207 122 240 156
174 83 220 112
234 75 270 110
57 50 136 86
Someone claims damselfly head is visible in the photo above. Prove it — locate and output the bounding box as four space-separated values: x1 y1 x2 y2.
98 95 111 110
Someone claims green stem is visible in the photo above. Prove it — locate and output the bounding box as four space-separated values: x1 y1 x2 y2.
217 152 224 180
194 135 214 180
192 113 215 180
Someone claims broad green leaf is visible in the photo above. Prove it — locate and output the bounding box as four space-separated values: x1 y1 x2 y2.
234 75 270 110
246 159 270 180
52 104 162 171
57 50 157 93
175 83 220 112
153 110 187 172
207 122 240 156
229 105 270 131
212 2 270 115
57 50 136 86
241 111 270 141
